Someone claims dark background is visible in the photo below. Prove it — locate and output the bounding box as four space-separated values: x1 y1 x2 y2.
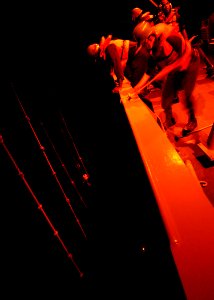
1 1 213 298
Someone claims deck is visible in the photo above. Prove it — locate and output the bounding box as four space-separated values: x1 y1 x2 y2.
119 58 214 299
146 63 214 205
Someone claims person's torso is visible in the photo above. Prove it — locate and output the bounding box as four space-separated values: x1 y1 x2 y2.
150 27 186 69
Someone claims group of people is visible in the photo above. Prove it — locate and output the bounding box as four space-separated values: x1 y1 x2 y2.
86 0 212 137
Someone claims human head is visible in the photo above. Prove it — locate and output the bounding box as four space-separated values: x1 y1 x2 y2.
163 2 172 14
160 0 169 6
133 21 154 42
133 22 174 50
157 11 166 22
131 7 143 21
159 0 172 13
86 43 100 58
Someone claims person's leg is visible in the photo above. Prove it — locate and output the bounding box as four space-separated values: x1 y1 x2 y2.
181 51 200 136
161 74 177 128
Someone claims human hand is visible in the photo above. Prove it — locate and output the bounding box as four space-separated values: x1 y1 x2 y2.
112 86 122 93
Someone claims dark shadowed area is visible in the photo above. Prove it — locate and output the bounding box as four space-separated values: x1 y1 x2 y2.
1 1 212 298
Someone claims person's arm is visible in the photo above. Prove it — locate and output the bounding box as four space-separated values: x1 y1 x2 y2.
106 43 124 85
133 34 192 93
131 54 154 94
133 73 151 94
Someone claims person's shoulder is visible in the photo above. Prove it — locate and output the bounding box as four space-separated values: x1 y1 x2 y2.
154 23 174 36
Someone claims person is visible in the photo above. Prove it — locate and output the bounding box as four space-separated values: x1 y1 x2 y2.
208 12 214 41
86 34 150 93
193 38 214 78
132 21 201 136
156 0 180 30
192 15 214 78
131 7 163 94
153 0 189 96
157 0 214 78
156 0 188 39
200 18 209 53
87 35 128 93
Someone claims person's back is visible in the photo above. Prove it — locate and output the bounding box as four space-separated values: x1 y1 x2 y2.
87 35 150 93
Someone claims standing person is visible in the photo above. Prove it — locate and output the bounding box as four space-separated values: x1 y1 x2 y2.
208 12 214 40
200 18 210 53
129 8 155 88
157 0 180 31
132 21 200 136
156 0 188 39
199 17 214 75
161 0 214 78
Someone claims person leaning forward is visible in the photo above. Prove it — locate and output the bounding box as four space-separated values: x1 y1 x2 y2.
87 35 149 93
132 21 200 136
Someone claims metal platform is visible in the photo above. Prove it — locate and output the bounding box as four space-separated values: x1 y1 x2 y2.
145 62 214 206
119 58 214 300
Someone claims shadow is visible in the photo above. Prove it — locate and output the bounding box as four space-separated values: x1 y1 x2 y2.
197 154 214 168
138 94 155 112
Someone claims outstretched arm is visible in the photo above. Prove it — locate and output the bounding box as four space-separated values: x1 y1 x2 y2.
133 73 151 94
133 36 192 93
